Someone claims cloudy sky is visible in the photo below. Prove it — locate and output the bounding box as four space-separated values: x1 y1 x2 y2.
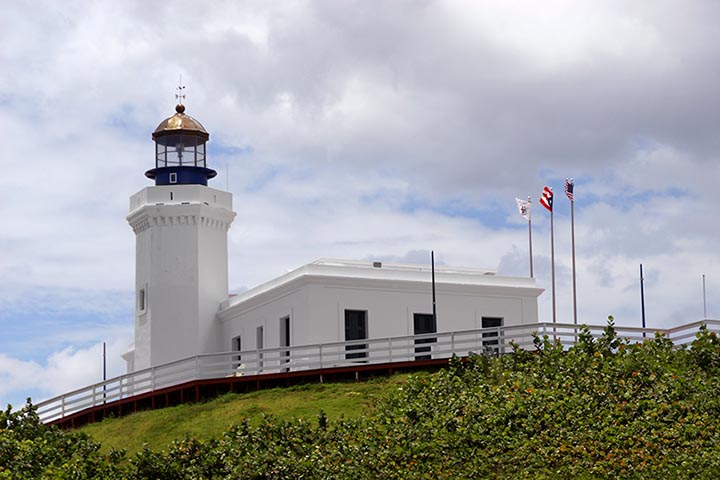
2 0 719 408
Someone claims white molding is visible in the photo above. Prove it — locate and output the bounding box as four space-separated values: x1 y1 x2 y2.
218 269 543 321
127 203 236 234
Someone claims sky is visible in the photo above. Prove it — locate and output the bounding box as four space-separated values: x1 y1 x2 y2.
2 0 719 409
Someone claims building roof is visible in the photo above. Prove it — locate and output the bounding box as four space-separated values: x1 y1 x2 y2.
218 258 542 318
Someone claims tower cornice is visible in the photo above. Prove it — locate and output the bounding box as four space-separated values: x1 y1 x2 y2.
127 203 236 234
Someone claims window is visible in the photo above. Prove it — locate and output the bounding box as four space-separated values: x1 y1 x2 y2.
344 310 368 360
232 335 242 371
169 172 178 184
256 326 264 372
137 287 146 312
413 313 437 361
481 317 503 354
280 316 290 372
232 336 242 358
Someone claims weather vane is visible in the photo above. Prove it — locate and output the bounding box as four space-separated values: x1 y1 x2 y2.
175 75 186 105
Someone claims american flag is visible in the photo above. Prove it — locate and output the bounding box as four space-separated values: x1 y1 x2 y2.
540 186 553 212
565 178 574 202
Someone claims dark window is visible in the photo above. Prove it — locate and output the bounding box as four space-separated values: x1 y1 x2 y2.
233 336 242 369
256 326 264 372
414 313 437 360
481 317 503 353
345 310 368 360
137 288 146 312
280 316 290 371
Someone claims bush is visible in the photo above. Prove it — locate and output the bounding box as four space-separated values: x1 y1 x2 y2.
0 400 125 479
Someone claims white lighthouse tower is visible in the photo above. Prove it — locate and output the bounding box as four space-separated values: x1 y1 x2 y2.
124 100 236 372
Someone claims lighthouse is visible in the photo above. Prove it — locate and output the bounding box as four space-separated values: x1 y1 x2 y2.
124 100 236 372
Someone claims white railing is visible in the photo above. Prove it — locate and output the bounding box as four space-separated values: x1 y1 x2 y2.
35 320 720 423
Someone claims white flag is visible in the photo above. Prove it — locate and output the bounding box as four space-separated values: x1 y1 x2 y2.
516 198 531 221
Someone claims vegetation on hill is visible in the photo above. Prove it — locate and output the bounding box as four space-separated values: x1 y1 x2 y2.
4 319 720 478
80 379 395 456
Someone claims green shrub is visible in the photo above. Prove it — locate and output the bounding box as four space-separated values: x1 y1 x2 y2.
0 400 125 479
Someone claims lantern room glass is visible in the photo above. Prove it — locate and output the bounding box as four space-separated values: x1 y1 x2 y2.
155 134 207 168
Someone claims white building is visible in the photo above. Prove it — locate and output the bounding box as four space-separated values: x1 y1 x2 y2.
122 104 543 373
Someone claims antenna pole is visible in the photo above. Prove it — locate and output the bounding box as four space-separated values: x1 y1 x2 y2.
640 264 646 336
431 251 437 324
703 274 707 319
102 341 107 403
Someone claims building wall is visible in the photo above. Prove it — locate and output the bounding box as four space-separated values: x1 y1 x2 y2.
218 276 541 356
219 288 310 353
196 214 232 355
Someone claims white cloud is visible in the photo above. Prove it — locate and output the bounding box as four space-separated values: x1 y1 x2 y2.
0 335 131 409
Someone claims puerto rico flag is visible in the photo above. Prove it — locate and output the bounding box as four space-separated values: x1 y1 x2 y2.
540 186 553 212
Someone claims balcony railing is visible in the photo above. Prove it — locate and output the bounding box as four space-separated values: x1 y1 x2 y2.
35 320 720 423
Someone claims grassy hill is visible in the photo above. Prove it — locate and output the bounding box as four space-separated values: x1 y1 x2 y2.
5 320 720 478
78 376 407 456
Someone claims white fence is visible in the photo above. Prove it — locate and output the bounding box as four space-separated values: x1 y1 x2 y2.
35 320 720 423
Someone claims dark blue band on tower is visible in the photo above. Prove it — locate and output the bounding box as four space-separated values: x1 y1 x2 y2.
145 166 217 186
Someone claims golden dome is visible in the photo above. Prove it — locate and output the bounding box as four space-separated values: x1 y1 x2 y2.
152 104 209 142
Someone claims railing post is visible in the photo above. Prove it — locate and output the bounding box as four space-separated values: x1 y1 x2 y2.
388 337 393 363
319 344 324 369
451 332 455 355
151 366 156 391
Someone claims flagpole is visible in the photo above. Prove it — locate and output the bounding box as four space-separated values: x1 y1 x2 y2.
570 195 577 326
550 206 556 325
540 187 556 329
528 196 534 278
565 178 577 336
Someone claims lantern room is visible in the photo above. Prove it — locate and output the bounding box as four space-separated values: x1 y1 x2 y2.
145 104 217 186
